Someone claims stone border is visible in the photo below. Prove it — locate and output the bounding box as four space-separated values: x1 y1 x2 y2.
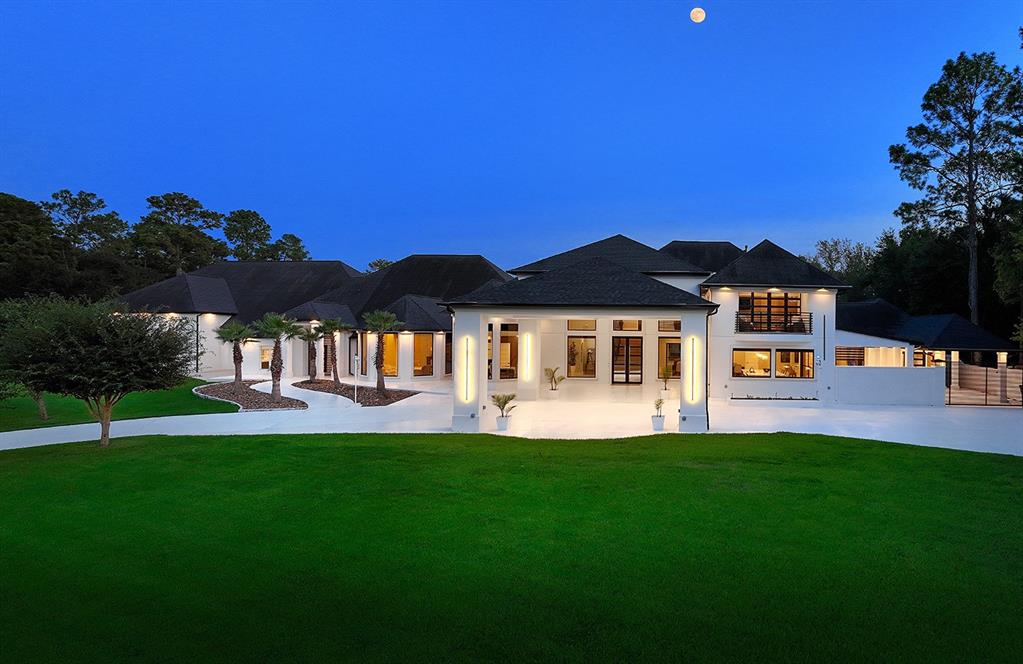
191 383 308 413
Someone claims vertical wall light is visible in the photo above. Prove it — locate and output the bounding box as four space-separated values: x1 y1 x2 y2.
463 336 471 403
686 335 700 404
522 333 532 382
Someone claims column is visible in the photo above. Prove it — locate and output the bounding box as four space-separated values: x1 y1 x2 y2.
452 310 489 432
998 352 1008 404
679 310 709 432
516 319 540 400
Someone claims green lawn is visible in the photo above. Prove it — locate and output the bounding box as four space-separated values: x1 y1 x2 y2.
0 378 237 432
1 433 1020 662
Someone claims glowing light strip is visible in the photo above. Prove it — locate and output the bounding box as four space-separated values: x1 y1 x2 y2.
689 336 696 402
464 336 470 402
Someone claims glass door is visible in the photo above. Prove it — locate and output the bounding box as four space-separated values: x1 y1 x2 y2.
612 337 643 384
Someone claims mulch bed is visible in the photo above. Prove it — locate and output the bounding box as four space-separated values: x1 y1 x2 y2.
195 380 308 411
293 379 419 407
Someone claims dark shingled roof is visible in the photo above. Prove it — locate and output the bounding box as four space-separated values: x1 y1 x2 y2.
509 234 709 275
836 299 1015 351
448 257 718 308
702 239 848 289
659 240 744 273
383 295 452 331
122 274 238 315
124 261 362 323
282 300 358 327
291 254 512 326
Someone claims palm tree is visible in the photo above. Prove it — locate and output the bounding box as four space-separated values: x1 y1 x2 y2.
295 327 322 380
215 321 255 383
253 313 301 402
362 310 403 394
315 319 349 387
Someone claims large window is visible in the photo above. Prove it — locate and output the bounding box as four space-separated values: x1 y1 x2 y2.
487 324 493 379
835 346 865 366
444 332 452 374
658 338 681 378
567 336 596 378
613 319 642 331
499 324 518 379
658 320 681 332
737 291 804 332
568 319 596 331
413 333 434 377
381 332 398 377
775 350 814 378
732 349 771 378
360 332 369 375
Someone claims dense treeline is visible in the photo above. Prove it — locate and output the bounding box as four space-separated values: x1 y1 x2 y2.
0 190 309 301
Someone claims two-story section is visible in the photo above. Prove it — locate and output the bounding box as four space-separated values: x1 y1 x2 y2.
698 240 846 402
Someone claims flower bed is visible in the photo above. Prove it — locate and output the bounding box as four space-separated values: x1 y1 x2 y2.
194 380 307 411
293 380 418 406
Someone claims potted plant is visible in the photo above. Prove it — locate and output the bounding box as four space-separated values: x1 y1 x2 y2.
659 365 673 400
491 393 517 431
651 398 665 431
544 367 565 399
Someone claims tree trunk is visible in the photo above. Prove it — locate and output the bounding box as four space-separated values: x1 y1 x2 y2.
98 401 113 448
375 333 386 394
331 334 341 387
308 341 317 380
967 208 980 325
30 390 48 421
271 338 283 402
233 341 243 383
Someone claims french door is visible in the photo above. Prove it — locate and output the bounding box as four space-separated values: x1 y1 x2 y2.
612 337 643 384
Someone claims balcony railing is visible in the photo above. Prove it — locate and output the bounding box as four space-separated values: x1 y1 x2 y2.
734 311 813 334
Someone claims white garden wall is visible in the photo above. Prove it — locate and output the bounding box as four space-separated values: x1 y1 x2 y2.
834 366 944 406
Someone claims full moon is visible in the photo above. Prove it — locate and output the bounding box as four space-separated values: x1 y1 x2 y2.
690 7 706 23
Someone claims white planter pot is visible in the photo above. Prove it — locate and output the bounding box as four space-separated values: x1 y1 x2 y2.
651 415 665 431
496 416 510 431
547 389 561 400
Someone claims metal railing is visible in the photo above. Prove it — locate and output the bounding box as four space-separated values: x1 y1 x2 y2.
734 311 813 334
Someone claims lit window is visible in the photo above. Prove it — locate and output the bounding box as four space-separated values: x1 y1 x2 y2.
658 320 681 332
444 332 452 375
732 349 771 378
658 338 681 378
613 320 642 331
381 333 398 377
260 347 272 370
413 333 434 377
567 336 596 378
775 350 814 378
499 324 518 379
835 346 865 366
568 319 596 331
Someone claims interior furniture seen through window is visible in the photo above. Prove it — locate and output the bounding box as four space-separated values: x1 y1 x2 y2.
413 333 434 377
612 337 643 383
499 324 518 379
737 292 805 332
658 338 681 378
260 347 271 370
567 336 596 378
613 319 642 331
381 333 398 377
444 332 452 374
568 319 596 331
658 319 681 332
732 349 771 378
775 349 814 378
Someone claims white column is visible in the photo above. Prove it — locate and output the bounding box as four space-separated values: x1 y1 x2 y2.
452 310 489 432
398 332 414 381
951 351 960 388
997 352 1008 404
679 310 710 432
517 319 540 400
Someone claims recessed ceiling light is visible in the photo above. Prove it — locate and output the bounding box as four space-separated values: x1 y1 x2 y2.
690 7 706 23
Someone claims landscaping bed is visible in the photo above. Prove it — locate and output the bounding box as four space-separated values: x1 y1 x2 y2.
294 379 418 406
194 380 307 411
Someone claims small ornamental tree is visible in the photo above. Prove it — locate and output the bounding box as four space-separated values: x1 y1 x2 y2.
215 321 254 383
1 297 193 447
296 327 322 379
362 310 403 394
0 298 53 421
315 319 349 387
253 313 301 402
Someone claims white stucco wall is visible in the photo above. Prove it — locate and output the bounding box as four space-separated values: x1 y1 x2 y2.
835 367 945 405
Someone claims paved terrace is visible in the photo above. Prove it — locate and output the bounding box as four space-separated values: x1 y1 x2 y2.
0 378 1019 456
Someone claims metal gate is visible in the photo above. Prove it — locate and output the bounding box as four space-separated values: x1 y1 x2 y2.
946 357 1022 407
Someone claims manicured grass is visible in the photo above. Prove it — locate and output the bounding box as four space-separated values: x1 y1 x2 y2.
0 379 237 432
1 433 1020 662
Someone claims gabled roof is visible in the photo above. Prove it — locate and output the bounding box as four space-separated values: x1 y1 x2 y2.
509 234 709 275
282 300 358 327
290 254 511 326
383 294 452 331
122 274 238 315
702 239 848 289
836 299 1015 351
659 241 744 273
448 257 718 308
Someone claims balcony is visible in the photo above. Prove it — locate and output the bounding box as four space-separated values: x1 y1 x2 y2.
734 311 813 334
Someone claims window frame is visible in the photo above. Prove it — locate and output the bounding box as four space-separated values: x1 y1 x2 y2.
612 319 642 332
774 349 814 379
658 337 682 379
444 332 452 375
498 323 518 380
566 335 597 378
567 319 596 331
260 346 272 370
731 348 772 379
380 332 399 377
413 332 434 377
658 320 681 332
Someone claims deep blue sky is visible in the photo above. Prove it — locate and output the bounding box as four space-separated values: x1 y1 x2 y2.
1 1 1020 271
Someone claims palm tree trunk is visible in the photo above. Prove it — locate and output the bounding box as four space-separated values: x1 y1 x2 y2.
271 338 283 402
233 341 243 383
308 341 317 380
375 334 386 394
331 334 341 387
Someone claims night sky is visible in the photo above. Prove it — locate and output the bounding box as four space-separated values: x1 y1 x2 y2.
1 1 1020 271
